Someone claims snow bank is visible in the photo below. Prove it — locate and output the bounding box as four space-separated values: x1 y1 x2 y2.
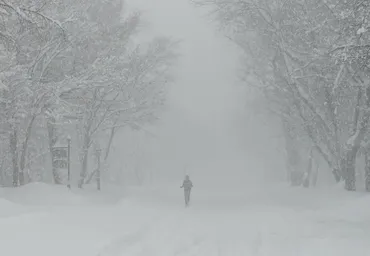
317 193 370 222
0 182 84 206
1 181 370 256
0 182 136 256
0 210 108 256
0 198 27 218
0 182 126 207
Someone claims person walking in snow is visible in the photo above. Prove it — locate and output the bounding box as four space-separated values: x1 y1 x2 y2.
180 175 193 207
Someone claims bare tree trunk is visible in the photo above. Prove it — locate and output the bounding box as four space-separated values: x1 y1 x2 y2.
332 168 342 182
342 86 370 191
78 151 88 188
303 149 313 188
85 169 97 185
78 134 90 188
324 86 341 158
0 153 6 186
281 119 303 186
282 121 293 183
47 118 62 184
312 160 319 187
365 149 370 191
10 129 19 187
19 116 36 186
343 147 358 191
104 127 116 162
294 100 338 182
85 127 117 185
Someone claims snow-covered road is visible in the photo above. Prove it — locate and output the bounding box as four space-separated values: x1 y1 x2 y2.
1 183 370 256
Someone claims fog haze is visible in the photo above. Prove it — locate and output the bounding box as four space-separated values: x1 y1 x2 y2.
2 1 369 255
121 0 285 186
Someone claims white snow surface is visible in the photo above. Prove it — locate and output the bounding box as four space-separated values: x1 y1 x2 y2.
0 182 370 256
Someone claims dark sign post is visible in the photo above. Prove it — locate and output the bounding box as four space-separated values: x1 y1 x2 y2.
52 138 71 189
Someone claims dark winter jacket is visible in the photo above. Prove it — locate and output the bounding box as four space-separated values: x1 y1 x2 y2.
181 180 193 190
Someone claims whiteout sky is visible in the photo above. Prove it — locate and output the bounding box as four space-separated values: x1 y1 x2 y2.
121 0 285 184
127 0 243 124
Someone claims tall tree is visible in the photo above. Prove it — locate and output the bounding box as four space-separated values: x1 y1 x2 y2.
0 0 178 187
194 0 370 190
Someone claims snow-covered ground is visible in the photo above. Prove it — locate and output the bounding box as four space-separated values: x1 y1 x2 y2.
0 182 370 256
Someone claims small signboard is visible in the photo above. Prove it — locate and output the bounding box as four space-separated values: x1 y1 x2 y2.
51 138 71 189
53 159 68 169
52 147 68 169
53 147 67 159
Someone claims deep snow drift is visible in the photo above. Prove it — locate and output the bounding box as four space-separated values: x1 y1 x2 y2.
0 182 370 256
